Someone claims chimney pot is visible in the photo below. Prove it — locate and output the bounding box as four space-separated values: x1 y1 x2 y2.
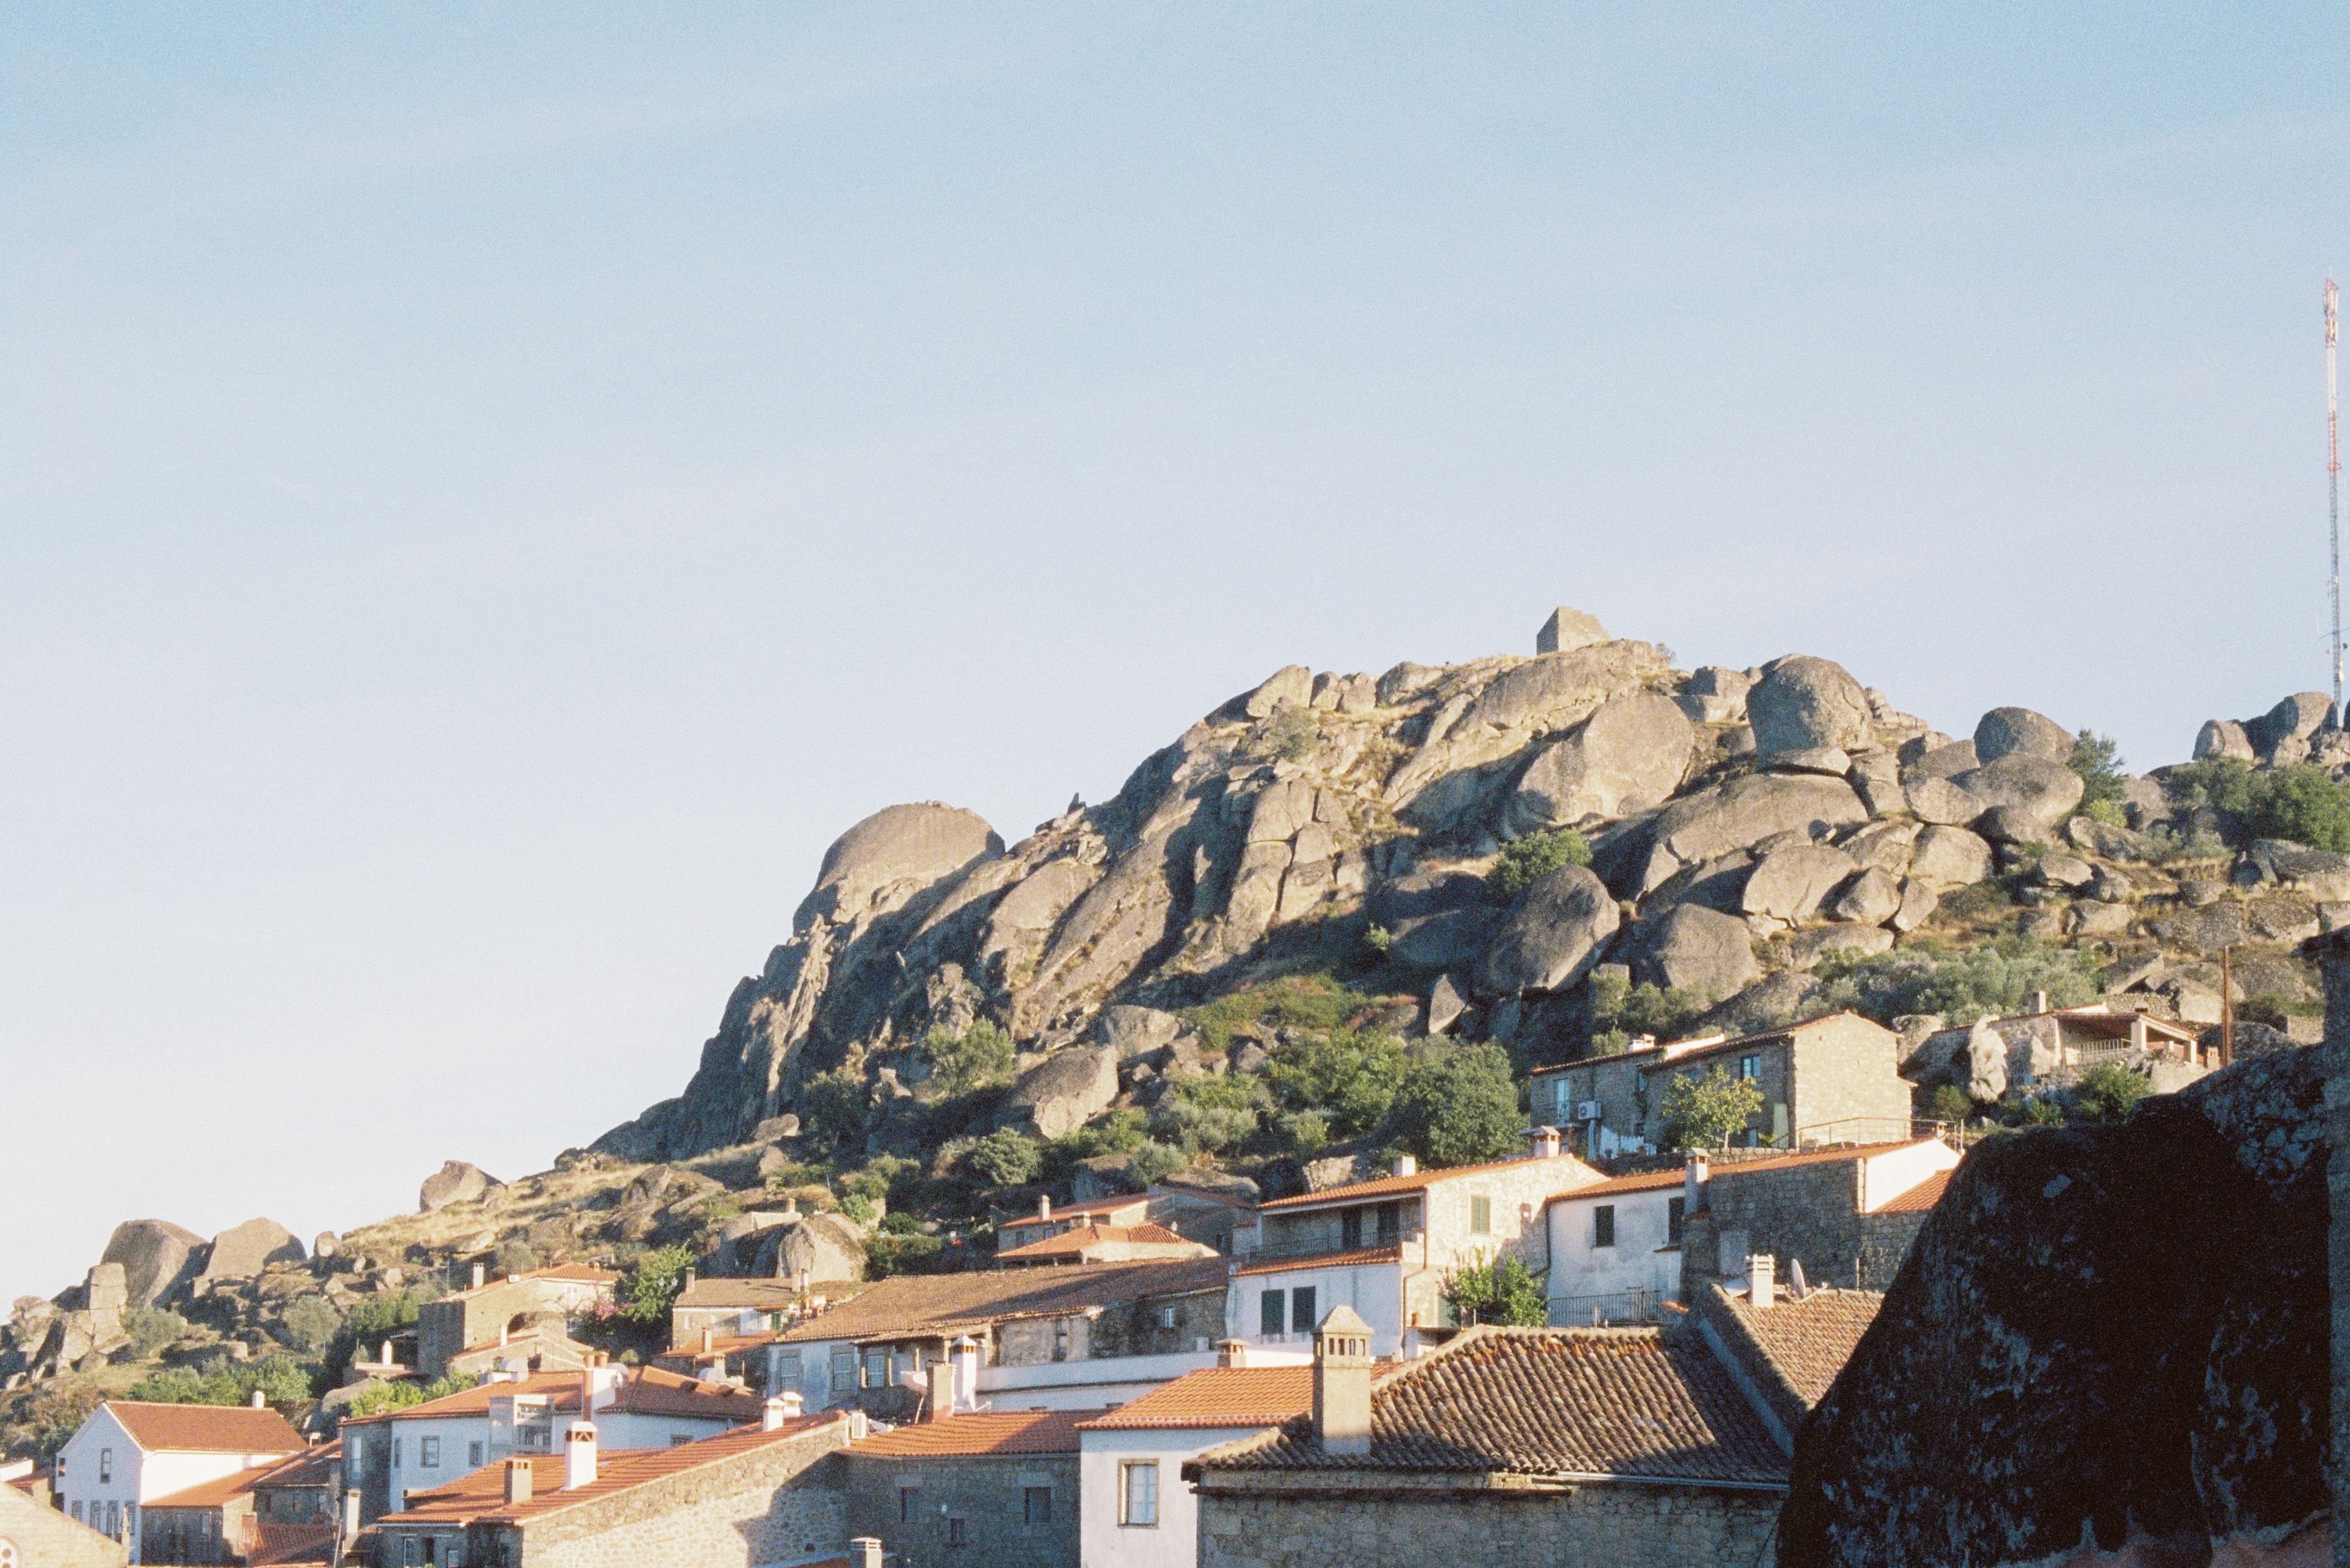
471 1263 485 1291
1039 1194 1052 1223
1216 1338 1248 1369
564 1421 597 1490
1391 1154 1416 1178
502 1458 533 1506
1311 1307 1374 1456
777 1389 803 1418
1684 1153 1710 1209
701 1327 714 1354
1748 1254 1776 1310
851 1537 884 1568
926 1363 953 1421
762 1398 788 1432
683 1267 696 1292
250 1389 266 1409
1525 1125 1562 1160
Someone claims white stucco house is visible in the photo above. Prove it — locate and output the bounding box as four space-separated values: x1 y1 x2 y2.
53 1399 306 1562
1073 1351 1315 1568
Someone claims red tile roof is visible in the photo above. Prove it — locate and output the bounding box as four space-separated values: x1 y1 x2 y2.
1258 1154 1599 1213
993 1223 1198 1260
147 1440 344 1510
1710 1285 1884 1409
343 1366 766 1427
519 1264 619 1284
773 1258 1229 1345
1528 1013 1870 1077
1873 1169 1952 1214
143 1465 278 1510
847 1408 1095 1457
1193 1327 1785 1486
999 1196 1150 1231
1231 1244 1404 1278
379 1415 844 1526
1077 1367 1318 1431
107 1402 307 1455
1550 1141 1938 1205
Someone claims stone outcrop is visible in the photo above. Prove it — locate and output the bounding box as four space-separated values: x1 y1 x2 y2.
1747 656 1873 758
1473 865 1620 999
1970 706 2072 765
1630 904 1758 999
1504 691 1694 833
99 1219 207 1309
997 1046 1121 1140
419 1161 503 1214
198 1218 306 1282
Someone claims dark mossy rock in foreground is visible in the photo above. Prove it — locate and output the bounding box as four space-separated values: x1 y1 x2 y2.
1778 1046 2333 1566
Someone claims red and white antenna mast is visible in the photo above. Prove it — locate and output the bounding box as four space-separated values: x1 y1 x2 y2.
2330 278 2342 709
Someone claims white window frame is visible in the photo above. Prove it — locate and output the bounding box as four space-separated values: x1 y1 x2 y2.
419 1436 441 1469
1119 1459 1159 1527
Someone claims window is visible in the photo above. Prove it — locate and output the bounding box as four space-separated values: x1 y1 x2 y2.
99 1448 112 1483
667 1435 694 1446
423 1535 438 1564
1593 1205 1616 1248
1291 1287 1317 1334
1376 1202 1401 1246
1120 1460 1159 1526
394 1438 404 1469
1023 1486 1053 1525
402 1537 420 1566
1739 1053 1760 1081
831 1348 858 1392
419 1436 441 1468
123 1506 135 1543
1470 1195 1492 1234
446 1539 465 1568
947 1516 968 1546
72 1503 83 1523
776 1350 802 1386
864 1347 888 1389
1667 1196 1686 1244
0 1537 16 1568
468 1442 484 1469
1259 1289 1285 1338
1340 1208 1362 1249
900 1486 921 1523
106 1503 119 1539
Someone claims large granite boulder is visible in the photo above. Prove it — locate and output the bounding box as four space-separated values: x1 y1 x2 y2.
794 802 1004 928
1240 664 1313 718
1748 656 1874 758
100 1219 207 1309
1631 904 1760 998
997 1046 1120 1140
1971 706 2072 765
199 1218 305 1282
1906 825 1994 889
2248 691 2336 756
1370 867 1500 970
1742 845 1858 924
1097 1005 1184 1061
1504 691 1694 834
2194 718 2257 763
1473 864 1620 998
1948 756 2084 842
1636 775 1869 894
419 1160 503 1214
1778 1048 2331 1566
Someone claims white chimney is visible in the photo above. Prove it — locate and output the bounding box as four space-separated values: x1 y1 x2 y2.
1525 1125 1562 1160
926 1364 953 1421
2129 1015 2148 1053
1391 1154 1416 1178
472 1263 486 1290
683 1267 697 1292
775 1389 803 1418
2032 989 2049 1016
250 1389 266 1409
952 1335 981 1413
1684 1153 1710 1209
1038 1194 1052 1223
700 1327 715 1354
1748 1254 1776 1310
762 1398 788 1432
502 1458 533 1506
1216 1338 1248 1369
379 1339 394 1366
564 1422 597 1490
850 1537 884 1568
1311 1307 1375 1457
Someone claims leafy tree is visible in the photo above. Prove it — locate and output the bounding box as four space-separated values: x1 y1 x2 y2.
2067 731 2129 826
1124 1140 1183 1187
616 1244 698 1325
867 1233 948 1278
879 1210 924 1235
342 1370 476 1421
1275 1108 1332 1158
797 1070 871 1157
2247 766 2350 852
122 1306 187 1360
1443 1253 1549 1327
964 1130 1044 1187
1490 829 1593 899
1656 1065 1765 1151
1382 1045 1523 1167
1815 936 2099 1025
2072 1062 2151 1124
320 1290 421 1390
278 1295 344 1356
1925 1084 1975 1125
22 1379 103 1458
1159 1074 1268 1154
1265 1028 1408 1139
919 1022 1018 1096
838 1193 876 1226
492 1239 539 1277
130 1355 313 1411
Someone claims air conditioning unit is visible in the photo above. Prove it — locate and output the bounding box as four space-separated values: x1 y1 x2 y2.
1576 1102 1603 1122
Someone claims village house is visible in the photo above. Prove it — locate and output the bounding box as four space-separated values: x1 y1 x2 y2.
343 1360 768 1521
1545 1137 1960 1322
1684 1265 1885 1453
1901 1000 2209 1097
1234 1133 1603 1358
995 1183 1255 1258
1529 1011 1911 1157
54 1398 307 1560
1 1474 127 1568
838 1408 1087 1568
1187 1297 1835 1568
414 1267 618 1382
765 1258 1230 1419
667 1275 807 1358
372 1398 852 1568
137 1439 341 1567
1072 1343 1316 1568
993 1224 1217 1268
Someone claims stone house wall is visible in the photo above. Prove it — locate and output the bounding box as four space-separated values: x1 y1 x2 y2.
1194 1481 1781 1568
0 1484 129 1568
842 1451 1079 1568
464 1422 850 1568
1680 1161 1864 1295
1785 1016 1909 1140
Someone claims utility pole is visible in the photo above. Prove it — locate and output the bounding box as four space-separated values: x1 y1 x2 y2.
2329 278 2342 710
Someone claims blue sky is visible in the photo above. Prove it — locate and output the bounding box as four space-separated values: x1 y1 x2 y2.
3 6 2344 1306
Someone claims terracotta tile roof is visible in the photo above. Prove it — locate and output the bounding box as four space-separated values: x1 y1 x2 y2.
344 1366 764 1426
1551 1141 1938 1205
999 1196 1150 1230
1529 1013 1874 1077
992 1223 1197 1260
249 1522 338 1564
1872 1169 1951 1214
1710 1285 1883 1409
773 1257 1229 1345
379 1415 844 1526
672 1278 807 1310
143 1465 279 1509
106 1401 307 1455
1077 1367 1318 1430
1193 1327 1787 1487
846 1408 1095 1457
1258 1153 1600 1213
518 1264 619 1284
250 1441 342 1492
1231 1244 1404 1278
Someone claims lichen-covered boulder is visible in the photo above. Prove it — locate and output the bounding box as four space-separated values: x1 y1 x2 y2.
99 1219 206 1309
199 1218 305 1282
1630 904 1758 998
1972 706 2073 765
996 1045 1120 1140
1504 691 1694 834
1748 656 1874 758
1473 864 1620 998
794 803 1003 928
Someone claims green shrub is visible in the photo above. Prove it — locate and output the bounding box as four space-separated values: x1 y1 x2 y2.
2072 1062 2151 1124
1656 1065 1766 1151
1159 1074 1268 1154
1589 1028 1631 1056
122 1307 187 1360
1382 1044 1523 1167
1925 1084 1975 1124
1124 1140 1183 1187
1490 830 1593 900
1589 976 1712 1043
867 1233 948 1279
964 1130 1044 1187
277 1296 344 1356
321 1290 421 1390
838 1193 875 1226
919 1022 1018 1096
1363 924 1395 955
1186 973 1375 1053
2020 1095 2065 1127
1442 1253 1548 1327
1816 936 2099 1025
1264 1028 1408 1140
342 1369 476 1420
797 1070 871 1156
1276 1109 1332 1158
493 1239 539 1277
2067 731 2129 821
879 1210 924 1235
130 1355 313 1411
2173 758 2350 851
616 1244 698 1325
1261 707 1321 762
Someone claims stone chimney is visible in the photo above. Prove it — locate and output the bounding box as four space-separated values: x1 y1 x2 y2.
926 1363 953 1420
250 1388 266 1409
1684 1153 1710 1210
700 1327 715 1354
1038 1194 1052 1223
776 1389 803 1418
1216 1338 1248 1369
502 1458 533 1506
564 1422 597 1490
1748 1254 1776 1310
471 1262 486 1290
1311 1305 1375 1457
1525 1125 1562 1160
953 1335 981 1412
2032 989 2049 1016
1391 1154 1417 1178
682 1267 697 1292
762 1397 788 1432
850 1539 884 1568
